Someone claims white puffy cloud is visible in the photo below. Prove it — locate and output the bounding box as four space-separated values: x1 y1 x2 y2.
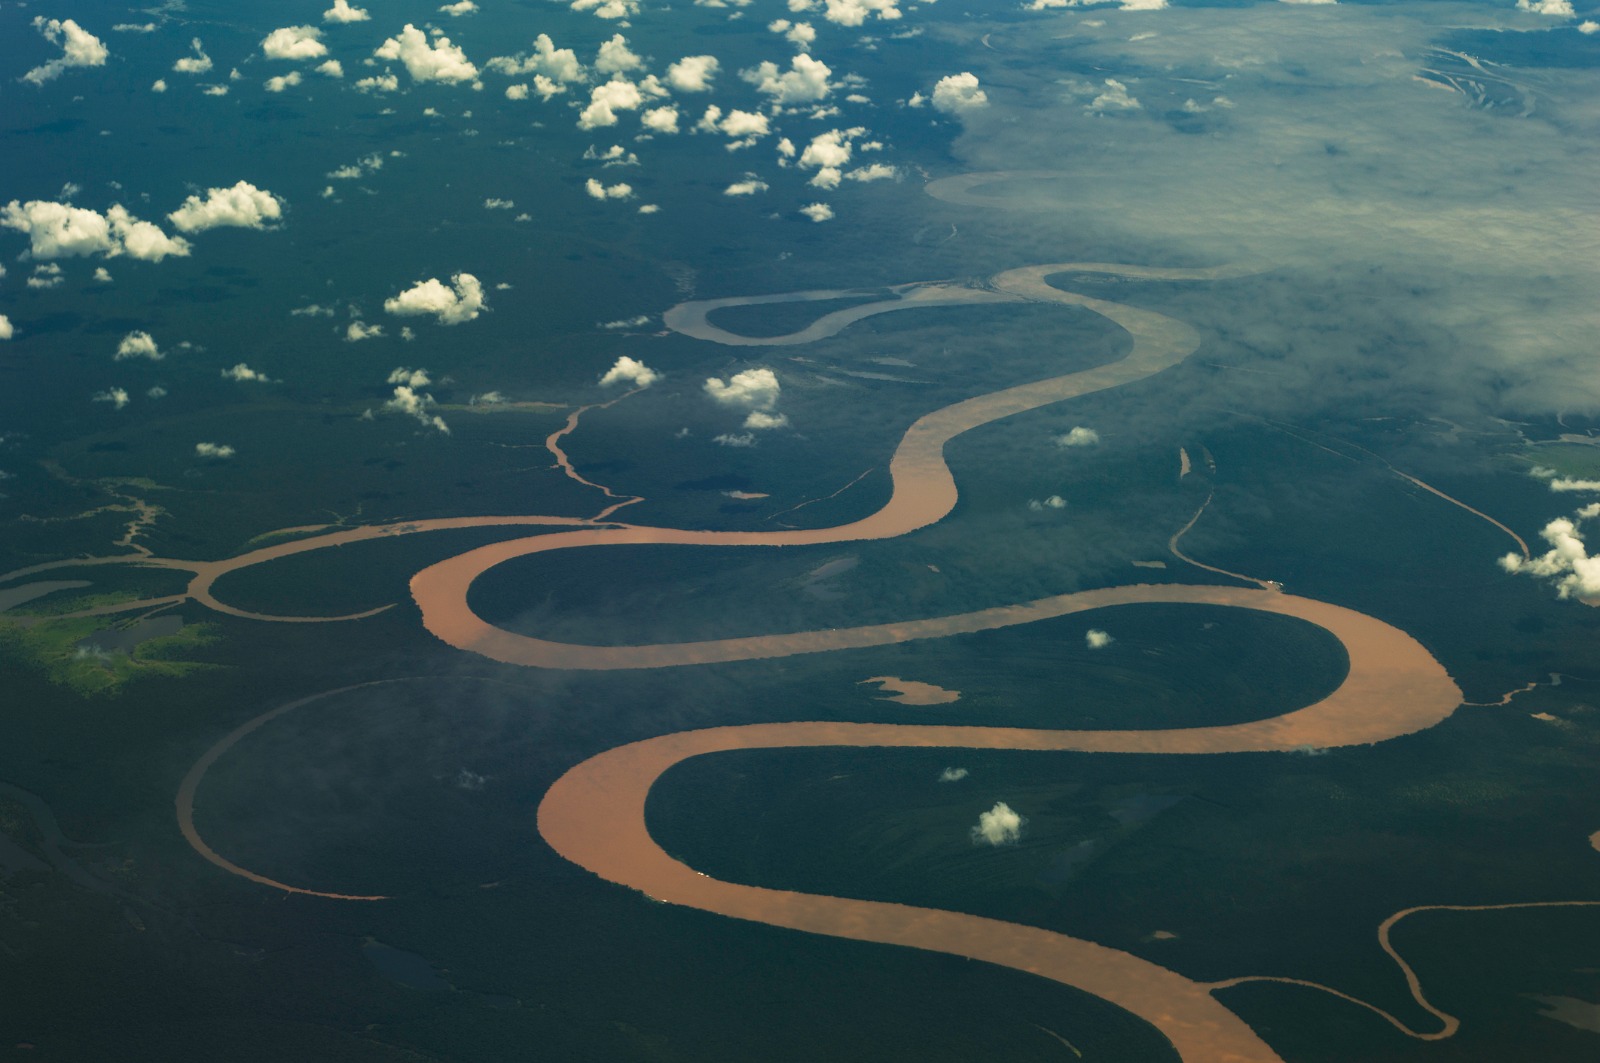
931 72 988 115
388 367 432 388
667 55 720 92
115 23 158 33
168 181 284 232
440 0 480 14
769 19 817 48
488 34 586 84
637 204 660 214
579 78 645 129
0 315 12 340
1 200 192 261
585 144 639 166
1580 20 1599 33
821 0 901 26
642 106 680 134
742 55 833 105
1056 426 1100 447
705 368 781 410
345 320 384 341
484 197 515 210
1499 506 1600 600
743 410 790 430
355 73 399 93
724 177 770 195
152 79 168 93
800 129 854 170
384 385 450 433
383 273 487 325
173 39 213 74
222 363 275 382
714 432 756 447
201 85 230 96
595 34 644 75
585 178 635 200
1085 629 1114 649
971 802 1024 846
23 18 108 85
93 267 112 282
317 59 344 77
570 0 641 19
506 83 531 100
375 25 478 83
599 356 661 388
115 331 163 361
1028 495 1067 511
599 314 652 330
27 264 63 289
1088 78 1141 113
938 767 969 782
324 0 371 22
262 26 327 60
265 71 303 92
721 110 771 139
93 388 131 409
845 163 897 183
195 442 236 459
799 202 834 222
1517 0 1574 14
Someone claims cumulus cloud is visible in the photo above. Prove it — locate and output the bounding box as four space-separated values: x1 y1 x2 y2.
355 73 399 93
195 442 236 459
440 0 480 13
743 410 790 430
714 432 756 447
769 19 817 49
2 200 188 261
1499 505 1600 600
599 356 661 388
938 767 969 782
585 144 640 166
642 106 680 134
488 34 585 84
846 163 897 183
1516 0 1575 14
971 802 1024 845
1056 426 1100 447
27 264 63 289
168 181 284 232
384 377 450 433
262 25 327 60
579 78 646 129
317 59 344 77
667 55 719 92
585 178 635 200
324 0 371 22
820 0 901 26
383 273 487 325
0 315 13 341
725 176 770 195
265 71 303 93
23 18 108 85
115 331 163 361
705 368 780 410
1085 629 1114 649
152 79 168 93
743 55 833 105
345 321 384 341
799 202 834 222
931 72 988 115
222 363 275 382
173 39 213 74
375 25 478 83
570 0 641 19
1028 495 1067 511
595 34 644 75
1088 78 1141 113
93 387 130 409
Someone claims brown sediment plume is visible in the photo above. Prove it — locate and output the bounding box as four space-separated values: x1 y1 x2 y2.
861 676 960 706
546 389 647 521
536 601 1459 1063
1168 492 1279 592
